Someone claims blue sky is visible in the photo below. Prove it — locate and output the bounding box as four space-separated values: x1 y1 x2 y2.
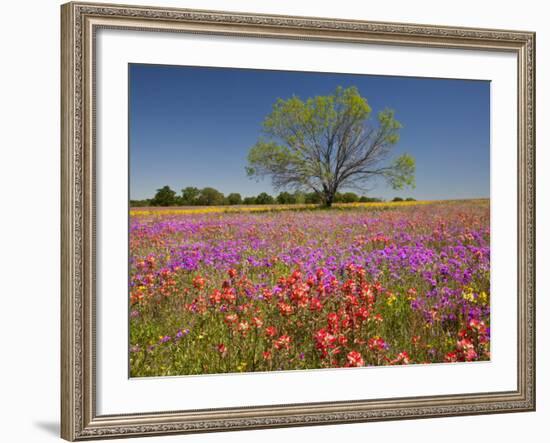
129 64 490 201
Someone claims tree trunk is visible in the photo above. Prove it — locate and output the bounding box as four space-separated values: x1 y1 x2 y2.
323 191 334 208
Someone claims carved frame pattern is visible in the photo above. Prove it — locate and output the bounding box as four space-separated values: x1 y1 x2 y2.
61 2 535 440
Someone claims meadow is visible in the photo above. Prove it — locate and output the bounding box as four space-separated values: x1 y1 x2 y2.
129 200 490 377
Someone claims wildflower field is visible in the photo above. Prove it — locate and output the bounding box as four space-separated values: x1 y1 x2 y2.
129 200 490 377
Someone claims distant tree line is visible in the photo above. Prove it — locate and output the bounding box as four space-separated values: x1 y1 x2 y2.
391 197 417 202
130 185 416 207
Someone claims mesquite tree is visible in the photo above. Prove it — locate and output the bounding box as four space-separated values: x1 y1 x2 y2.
246 86 415 207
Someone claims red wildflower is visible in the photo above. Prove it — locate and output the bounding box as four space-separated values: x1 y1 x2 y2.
355 307 370 321
224 313 238 324
309 297 323 312
277 302 294 316
237 321 250 335
314 328 337 355
346 351 364 367
457 338 477 361
445 351 458 363
274 335 291 351
391 351 411 365
209 289 222 304
221 288 236 303
368 336 388 352
327 312 339 333
469 319 488 335
192 275 205 290
341 313 352 330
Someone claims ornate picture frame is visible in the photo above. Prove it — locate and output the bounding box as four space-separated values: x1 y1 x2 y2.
61 1 535 440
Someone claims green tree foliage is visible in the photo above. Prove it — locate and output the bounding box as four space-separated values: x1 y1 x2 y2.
246 86 415 207
304 192 322 204
131 187 388 207
386 154 416 190
276 191 297 204
197 187 226 206
341 192 360 203
130 199 152 207
359 196 382 203
392 197 404 202
227 193 243 205
243 196 257 205
181 186 200 205
151 185 177 206
293 191 306 204
255 192 275 205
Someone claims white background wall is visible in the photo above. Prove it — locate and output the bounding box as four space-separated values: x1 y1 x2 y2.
0 1 547 442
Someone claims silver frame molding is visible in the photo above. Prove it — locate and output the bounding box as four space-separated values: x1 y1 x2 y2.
61 2 536 440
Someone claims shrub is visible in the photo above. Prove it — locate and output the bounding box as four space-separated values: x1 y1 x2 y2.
341 192 359 203
151 186 177 206
227 193 243 205
255 192 275 205
305 192 322 204
277 191 297 205
197 187 225 206
359 196 382 203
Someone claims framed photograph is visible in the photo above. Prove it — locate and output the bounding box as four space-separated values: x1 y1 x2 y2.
61 1 536 440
